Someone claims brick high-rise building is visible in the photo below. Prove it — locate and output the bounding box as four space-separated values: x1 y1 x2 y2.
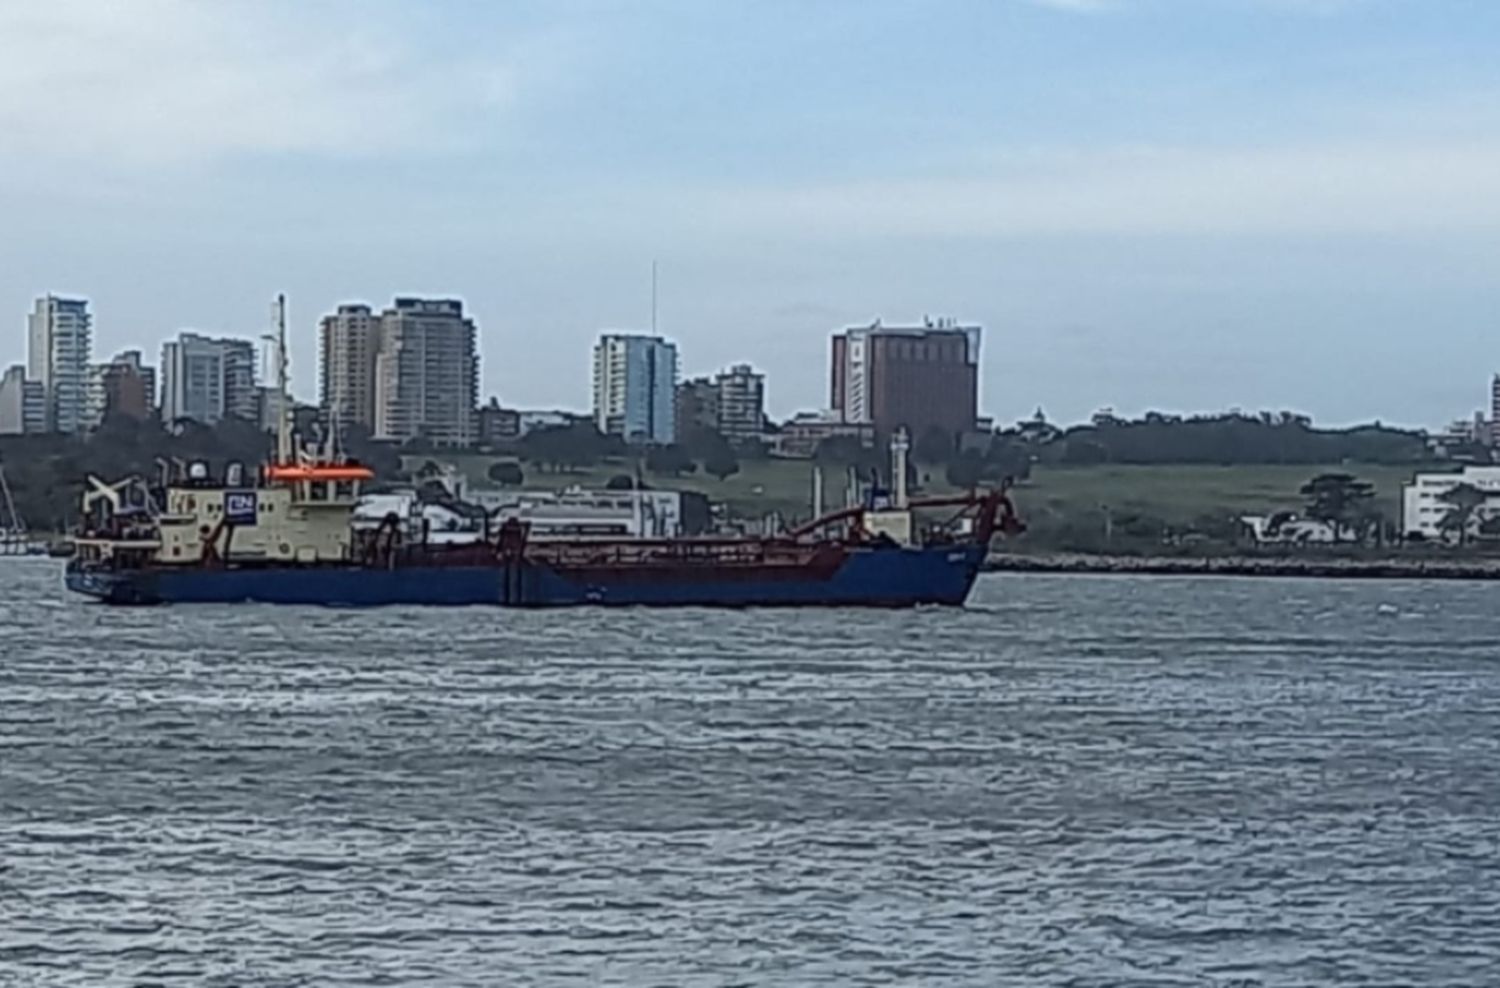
675 377 719 437
319 303 382 436
86 350 155 427
829 318 981 442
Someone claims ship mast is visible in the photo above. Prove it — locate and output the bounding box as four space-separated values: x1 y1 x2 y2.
0 461 23 537
275 293 291 467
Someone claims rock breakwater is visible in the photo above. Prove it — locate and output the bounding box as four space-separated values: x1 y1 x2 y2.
985 553 1500 581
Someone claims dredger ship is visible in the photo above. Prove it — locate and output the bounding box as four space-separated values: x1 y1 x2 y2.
63 296 1021 607
64 436 1020 608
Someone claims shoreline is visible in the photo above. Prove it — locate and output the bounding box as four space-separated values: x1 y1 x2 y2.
984 553 1500 581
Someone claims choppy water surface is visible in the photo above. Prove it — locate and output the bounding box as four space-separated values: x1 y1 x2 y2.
4 561 1500 985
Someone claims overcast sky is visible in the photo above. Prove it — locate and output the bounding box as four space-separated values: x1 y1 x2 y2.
2 0 1497 427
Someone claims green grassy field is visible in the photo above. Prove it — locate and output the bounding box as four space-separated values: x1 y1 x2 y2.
1011 463 1415 547
405 453 1421 546
1017 462 1413 519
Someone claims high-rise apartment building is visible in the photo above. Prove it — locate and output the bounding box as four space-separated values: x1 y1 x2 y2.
320 303 382 435
675 364 766 443
830 318 981 441
476 399 521 446
373 298 478 446
160 333 257 425
714 363 765 443
592 334 678 445
0 366 46 435
27 295 93 434
675 377 720 436
86 350 155 428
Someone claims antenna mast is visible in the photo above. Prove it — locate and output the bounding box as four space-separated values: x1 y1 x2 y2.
0 462 23 538
651 259 658 335
329 322 344 462
275 293 291 467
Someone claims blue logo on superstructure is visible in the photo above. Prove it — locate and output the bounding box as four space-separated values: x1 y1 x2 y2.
225 492 258 526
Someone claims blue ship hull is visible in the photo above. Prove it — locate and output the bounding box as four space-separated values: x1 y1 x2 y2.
65 543 989 608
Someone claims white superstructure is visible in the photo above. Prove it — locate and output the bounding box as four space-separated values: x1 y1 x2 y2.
354 487 687 545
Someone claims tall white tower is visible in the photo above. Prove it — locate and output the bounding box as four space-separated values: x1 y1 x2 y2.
27 295 93 434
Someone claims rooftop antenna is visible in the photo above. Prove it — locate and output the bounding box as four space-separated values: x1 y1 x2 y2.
651 259 658 336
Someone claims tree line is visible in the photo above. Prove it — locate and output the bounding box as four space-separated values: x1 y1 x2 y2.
1021 412 1429 468
513 421 745 481
0 406 1450 535
0 412 400 533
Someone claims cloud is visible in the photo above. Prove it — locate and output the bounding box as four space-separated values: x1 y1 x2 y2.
671 141 1500 238
0 0 531 164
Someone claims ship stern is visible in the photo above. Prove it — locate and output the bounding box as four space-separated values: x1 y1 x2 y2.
65 563 160 605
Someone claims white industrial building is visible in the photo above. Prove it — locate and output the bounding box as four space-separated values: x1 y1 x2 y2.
1401 465 1500 540
472 487 685 539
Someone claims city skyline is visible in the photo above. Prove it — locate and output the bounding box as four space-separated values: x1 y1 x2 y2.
2 2 1498 426
10 287 1500 434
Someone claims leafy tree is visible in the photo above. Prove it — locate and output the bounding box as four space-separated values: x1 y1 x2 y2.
605 473 646 491
678 425 740 481
680 491 713 534
945 450 985 489
983 436 1033 483
1061 439 1108 465
814 436 880 473
486 461 525 487
0 411 412 535
736 438 771 460
703 447 740 481
341 423 401 478
645 444 696 476
680 425 731 461
915 425 957 466
1438 482 1490 546
1299 472 1376 542
519 422 615 473
1038 412 1429 468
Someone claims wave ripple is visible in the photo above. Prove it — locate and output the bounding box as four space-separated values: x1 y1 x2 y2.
4 563 1500 985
